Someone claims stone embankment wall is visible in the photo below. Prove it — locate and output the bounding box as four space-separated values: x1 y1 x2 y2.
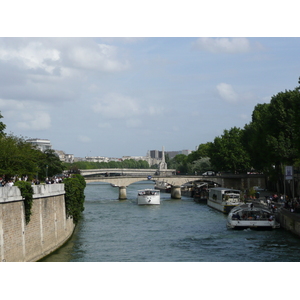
277 209 300 238
222 176 265 191
0 184 75 262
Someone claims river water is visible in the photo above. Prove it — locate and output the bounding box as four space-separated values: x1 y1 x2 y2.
40 181 300 262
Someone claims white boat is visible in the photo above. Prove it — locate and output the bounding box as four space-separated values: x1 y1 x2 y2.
227 202 280 229
137 189 160 205
207 187 242 213
154 180 171 193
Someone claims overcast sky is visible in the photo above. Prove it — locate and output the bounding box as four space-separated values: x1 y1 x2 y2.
0 37 299 158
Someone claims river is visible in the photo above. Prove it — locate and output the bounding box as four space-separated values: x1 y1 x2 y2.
40 180 300 262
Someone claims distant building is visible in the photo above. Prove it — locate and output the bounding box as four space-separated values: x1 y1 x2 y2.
85 156 109 163
181 149 192 156
26 138 52 152
150 150 162 159
122 156 147 161
55 150 74 163
107 157 123 162
26 138 74 163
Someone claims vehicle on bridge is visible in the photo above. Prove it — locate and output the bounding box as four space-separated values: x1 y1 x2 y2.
207 187 242 214
137 189 160 205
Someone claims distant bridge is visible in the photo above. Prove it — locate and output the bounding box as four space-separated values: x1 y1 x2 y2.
80 168 176 177
82 171 266 200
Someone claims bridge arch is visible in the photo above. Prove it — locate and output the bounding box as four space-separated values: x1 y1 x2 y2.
84 175 223 200
84 174 266 200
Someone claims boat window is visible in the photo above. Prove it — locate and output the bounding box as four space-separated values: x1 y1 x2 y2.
233 210 272 220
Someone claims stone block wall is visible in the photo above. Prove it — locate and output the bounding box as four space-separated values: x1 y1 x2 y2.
0 184 75 262
277 209 300 238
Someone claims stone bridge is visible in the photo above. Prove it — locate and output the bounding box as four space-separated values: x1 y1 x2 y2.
84 173 266 200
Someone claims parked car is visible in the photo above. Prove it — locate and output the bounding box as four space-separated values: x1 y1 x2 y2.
202 171 215 176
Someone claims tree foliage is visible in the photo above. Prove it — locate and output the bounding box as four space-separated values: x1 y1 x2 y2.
0 133 64 181
0 134 42 180
37 149 65 179
14 181 34 224
64 174 86 224
0 112 5 137
209 127 251 173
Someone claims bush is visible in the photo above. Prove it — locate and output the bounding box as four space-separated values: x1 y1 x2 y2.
14 181 34 224
64 175 86 224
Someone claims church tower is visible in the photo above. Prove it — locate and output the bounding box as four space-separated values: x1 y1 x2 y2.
159 146 168 172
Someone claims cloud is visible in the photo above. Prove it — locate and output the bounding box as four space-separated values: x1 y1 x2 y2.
0 98 51 131
92 93 141 119
78 135 91 143
193 37 252 53
239 113 249 120
0 38 130 74
0 40 60 74
65 43 130 72
217 83 239 103
16 111 51 130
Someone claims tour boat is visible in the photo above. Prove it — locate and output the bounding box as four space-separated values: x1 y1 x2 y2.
207 187 242 214
227 202 280 229
137 189 160 205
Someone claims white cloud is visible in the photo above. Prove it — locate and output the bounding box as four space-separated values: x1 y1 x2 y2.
193 37 252 53
239 113 249 120
97 122 112 129
126 119 142 128
0 41 60 74
16 111 51 130
66 43 129 72
92 93 141 119
92 93 167 128
0 98 51 131
0 38 130 80
0 98 26 110
217 83 239 103
78 135 91 143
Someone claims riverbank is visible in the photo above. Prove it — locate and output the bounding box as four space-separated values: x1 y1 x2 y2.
0 185 75 262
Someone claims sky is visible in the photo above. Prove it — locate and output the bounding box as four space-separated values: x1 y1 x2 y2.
1 3 299 159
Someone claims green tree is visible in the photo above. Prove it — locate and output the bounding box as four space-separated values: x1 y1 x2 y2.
64 174 86 224
243 84 300 192
37 149 64 180
0 111 6 137
209 127 251 173
191 157 212 174
0 134 41 180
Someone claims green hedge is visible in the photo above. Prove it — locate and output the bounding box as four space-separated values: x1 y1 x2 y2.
14 181 34 224
64 174 86 224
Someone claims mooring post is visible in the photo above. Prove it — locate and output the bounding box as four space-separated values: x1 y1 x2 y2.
119 186 127 200
171 185 181 199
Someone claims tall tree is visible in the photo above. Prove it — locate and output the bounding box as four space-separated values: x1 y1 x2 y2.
209 127 251 173
37 149 64 179
0 135 42 180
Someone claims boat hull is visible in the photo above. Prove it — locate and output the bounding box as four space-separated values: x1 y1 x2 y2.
227 219 278 229
137 189 160 205
207 199 238 214
227 202 280 229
